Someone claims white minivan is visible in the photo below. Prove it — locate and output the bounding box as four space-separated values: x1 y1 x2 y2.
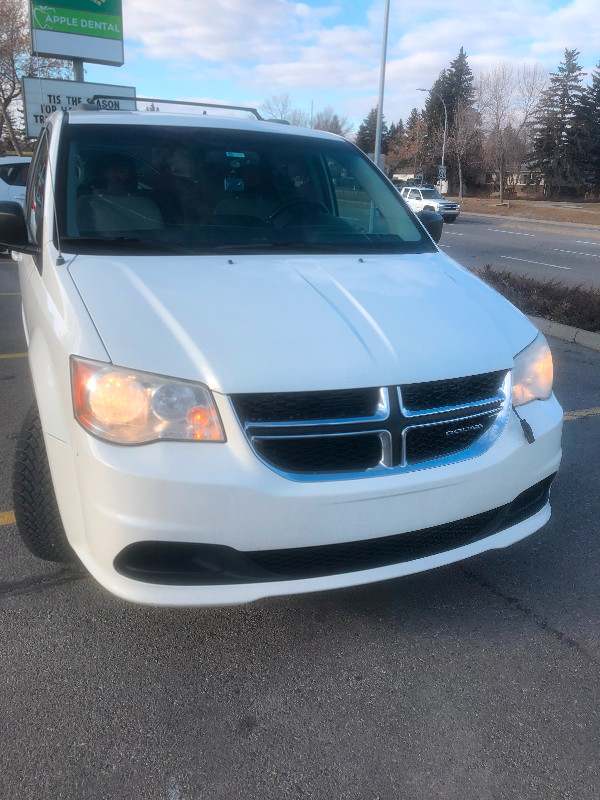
0 106 562 606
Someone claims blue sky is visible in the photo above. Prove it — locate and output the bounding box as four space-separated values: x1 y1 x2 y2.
83 0 600 130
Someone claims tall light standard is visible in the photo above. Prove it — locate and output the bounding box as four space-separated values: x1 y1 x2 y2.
417 87 447 180
373 0 391 169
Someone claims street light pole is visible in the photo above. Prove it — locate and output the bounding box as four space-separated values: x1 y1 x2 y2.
373 0 391 170
417 87 447 176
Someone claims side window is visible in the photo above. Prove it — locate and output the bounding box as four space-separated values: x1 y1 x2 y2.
26 131 49 245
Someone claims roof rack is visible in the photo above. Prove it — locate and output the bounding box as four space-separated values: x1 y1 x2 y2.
80 96 290 123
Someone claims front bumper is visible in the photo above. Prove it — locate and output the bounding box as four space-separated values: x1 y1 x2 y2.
47 394 563 606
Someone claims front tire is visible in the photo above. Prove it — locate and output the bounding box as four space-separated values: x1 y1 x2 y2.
12 406 76 563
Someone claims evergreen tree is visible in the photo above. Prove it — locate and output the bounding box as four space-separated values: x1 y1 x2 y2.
444 47 475 115
388 119 405 149
404 108 427 173
424 49 475 138
355 107 389 155
532 48 585 195
422 48 476 188
571 62 600 195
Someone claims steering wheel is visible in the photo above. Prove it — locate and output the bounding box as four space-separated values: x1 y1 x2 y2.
267 199 330 223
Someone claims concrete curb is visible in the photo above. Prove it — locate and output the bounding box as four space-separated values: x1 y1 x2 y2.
528 315 600 352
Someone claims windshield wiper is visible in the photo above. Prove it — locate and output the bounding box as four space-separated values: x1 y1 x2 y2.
60 236 194 254
209 241 353 253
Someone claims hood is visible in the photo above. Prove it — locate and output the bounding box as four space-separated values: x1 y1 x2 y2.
68 251 536 394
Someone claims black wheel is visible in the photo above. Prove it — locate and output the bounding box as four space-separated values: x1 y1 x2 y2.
12 406 76 563
445 216 457 224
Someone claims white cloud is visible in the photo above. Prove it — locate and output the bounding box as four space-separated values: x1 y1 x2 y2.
118 0 600 126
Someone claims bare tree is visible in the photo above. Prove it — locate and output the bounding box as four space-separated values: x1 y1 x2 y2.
260 94 308 126
311 106 353 137
517 63 549 140
448 101 482 200
288 107 310 127
260 94 293 121
477 62 547 202
0 0 69 153
260 95 352 135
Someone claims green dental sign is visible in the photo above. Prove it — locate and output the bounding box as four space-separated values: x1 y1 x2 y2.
30 0 124 65
32 5 121 39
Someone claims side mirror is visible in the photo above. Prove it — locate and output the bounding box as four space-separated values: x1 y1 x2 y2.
417 209 443 244
0 201 29 249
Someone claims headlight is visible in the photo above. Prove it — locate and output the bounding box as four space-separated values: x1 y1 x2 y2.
512 334 553 407
71 357 225 444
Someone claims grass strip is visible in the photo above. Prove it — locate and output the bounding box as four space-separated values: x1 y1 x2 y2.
473 266 600 333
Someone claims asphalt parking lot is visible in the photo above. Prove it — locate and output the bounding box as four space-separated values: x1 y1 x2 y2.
1 255 599 800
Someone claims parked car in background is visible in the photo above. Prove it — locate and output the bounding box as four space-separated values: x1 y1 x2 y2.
0 156 30 207
0 106 561 607
400 185 460 223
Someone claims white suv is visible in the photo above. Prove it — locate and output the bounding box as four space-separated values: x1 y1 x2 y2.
0 107 561 607
0 156 30 207
400 186 460 223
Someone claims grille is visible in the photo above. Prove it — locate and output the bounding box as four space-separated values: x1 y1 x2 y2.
401 371 506 412
232 370 509 479
254 434 383 474
231 388 381 422
405 414 497 465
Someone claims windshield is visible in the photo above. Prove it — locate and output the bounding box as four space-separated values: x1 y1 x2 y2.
420 189 443 200
57 124 435 256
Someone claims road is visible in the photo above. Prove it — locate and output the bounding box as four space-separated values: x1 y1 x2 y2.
439 213 600 288
1 255 600 799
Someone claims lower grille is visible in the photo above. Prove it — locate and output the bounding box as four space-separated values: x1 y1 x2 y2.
114 475 556 585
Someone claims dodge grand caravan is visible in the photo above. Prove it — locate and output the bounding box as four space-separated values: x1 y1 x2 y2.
0 106 562 606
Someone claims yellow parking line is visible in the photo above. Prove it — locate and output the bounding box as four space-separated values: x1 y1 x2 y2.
0 353 27 359
0 293 21 296
564 407 600 421
0 511 15 526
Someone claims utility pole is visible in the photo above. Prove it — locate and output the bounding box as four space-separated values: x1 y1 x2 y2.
373 0 391 170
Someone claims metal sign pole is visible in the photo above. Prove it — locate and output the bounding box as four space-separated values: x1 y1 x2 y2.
73 59 84 82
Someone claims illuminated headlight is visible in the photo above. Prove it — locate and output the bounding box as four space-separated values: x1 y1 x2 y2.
71 357 225 444
512 334 553 407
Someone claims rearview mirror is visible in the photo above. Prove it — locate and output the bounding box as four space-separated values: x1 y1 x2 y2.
0 201 29 250
417 209 443 244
